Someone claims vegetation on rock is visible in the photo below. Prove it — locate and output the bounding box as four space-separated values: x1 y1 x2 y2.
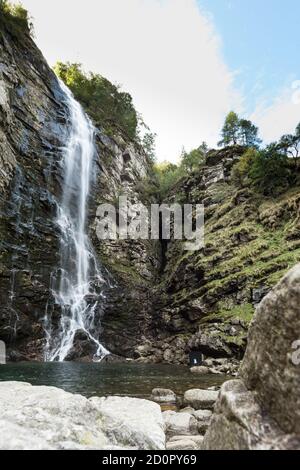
0 0 32 36
54 62 139 141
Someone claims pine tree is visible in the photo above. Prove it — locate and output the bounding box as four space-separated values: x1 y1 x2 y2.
239 119 261 147
218 111 240 147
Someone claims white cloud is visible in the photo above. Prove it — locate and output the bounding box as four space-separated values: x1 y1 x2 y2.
22 0 242 161
251 82 300 143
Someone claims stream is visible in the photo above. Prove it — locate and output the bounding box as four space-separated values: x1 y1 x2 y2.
0 363 228 399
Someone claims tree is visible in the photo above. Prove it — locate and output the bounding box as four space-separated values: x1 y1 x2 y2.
154 161 183 198
249 144 290 195
231 148 258 187
142 132 157 163
279 122 300 169
218 111 240 147
54 62 138 140
218 112 261 148
239 119 261 147
0 1 32 34
180 145 206 173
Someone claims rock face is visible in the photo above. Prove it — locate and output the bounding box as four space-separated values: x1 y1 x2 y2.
203 264 300 450
0 20 159 360
0 22 69 360
138 145 300 364
0 382 165 450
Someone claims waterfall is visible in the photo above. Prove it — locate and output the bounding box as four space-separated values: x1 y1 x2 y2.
44 81 109 362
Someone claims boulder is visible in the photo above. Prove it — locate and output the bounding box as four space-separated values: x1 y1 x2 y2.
203 264 300 450
150 388 176 404
0 382 165 450
163 411 198 437
183 389 218 410
202 380 300 450
240 264 300 435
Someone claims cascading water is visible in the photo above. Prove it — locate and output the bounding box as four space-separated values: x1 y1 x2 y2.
44 81 109 362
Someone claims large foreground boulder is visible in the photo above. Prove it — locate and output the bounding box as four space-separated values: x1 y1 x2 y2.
203 264 300 450
0 382 165 450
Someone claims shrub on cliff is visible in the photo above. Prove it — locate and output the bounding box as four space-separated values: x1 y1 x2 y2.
154 162 182 198
279 122 300 169
0 1 32 36
180 143 207 173
54 62 138 141
231 148 258 187
249 144 290 196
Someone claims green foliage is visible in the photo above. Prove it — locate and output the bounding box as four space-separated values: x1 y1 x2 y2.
239 119 261 147
279 122 300 168
142 131 157 163
218 111 240 146
153 142 209 198
54 62 138 140
154 161 184 199
218 111 261 148
0 1 31 35
249 144 290 195
231 148 258 187
180 143 207 173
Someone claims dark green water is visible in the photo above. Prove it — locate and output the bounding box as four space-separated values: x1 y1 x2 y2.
0 362 228 398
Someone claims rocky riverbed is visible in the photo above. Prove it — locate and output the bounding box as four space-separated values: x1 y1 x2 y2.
2 263 299 450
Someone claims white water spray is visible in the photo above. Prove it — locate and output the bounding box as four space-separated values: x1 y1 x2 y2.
44 81 109 362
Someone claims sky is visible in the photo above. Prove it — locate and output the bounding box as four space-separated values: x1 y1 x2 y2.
20 0 300 162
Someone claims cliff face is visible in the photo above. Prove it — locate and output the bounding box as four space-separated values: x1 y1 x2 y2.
0 23 68 359
137 147 300 364
90 131 161 358
0 21 159 360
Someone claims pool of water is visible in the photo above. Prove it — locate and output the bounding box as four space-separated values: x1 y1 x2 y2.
0 362 228 398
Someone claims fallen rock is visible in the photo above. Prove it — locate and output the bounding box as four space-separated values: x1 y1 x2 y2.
163 411 198 437
184 389 219 410
203 264 300 450
0 382 165 450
